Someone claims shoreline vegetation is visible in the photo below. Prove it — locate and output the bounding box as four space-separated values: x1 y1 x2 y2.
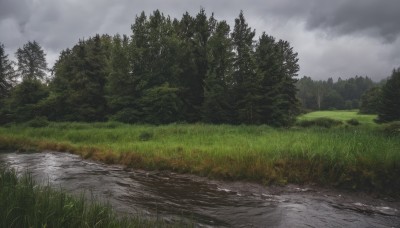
0 167 185 228
1 111 399 197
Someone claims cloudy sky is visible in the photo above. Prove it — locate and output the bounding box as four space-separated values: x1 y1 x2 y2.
1 0 399 81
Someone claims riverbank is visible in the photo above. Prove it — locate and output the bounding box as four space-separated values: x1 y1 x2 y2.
2 151 399 227
0 166 183 228
0 117 399 196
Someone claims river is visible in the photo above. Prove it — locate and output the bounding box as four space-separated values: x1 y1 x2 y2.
0 151 399 227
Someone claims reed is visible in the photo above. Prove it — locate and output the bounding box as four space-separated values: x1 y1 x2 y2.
0 167 182 228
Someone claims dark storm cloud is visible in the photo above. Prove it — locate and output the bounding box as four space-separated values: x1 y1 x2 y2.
0 0 399 80
305 0 400 42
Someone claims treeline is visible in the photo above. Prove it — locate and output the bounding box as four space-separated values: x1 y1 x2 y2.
296 76 377 111
296 71 400 123
0 9 300 126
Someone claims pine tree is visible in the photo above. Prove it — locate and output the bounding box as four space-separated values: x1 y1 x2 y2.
175 9 213 122
359 87 381 114
274 39 300 125
129 10 184 123
0 43 16 98
202 20 234 123
255 34 281 124
15 41 48 81
50 36 108 121
377 68 400 122
106 34 138 122
255 34 300 126
231 11 261 124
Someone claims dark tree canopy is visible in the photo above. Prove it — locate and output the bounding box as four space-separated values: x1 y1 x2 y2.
0 43 16 98
377 68 400 122
0 10 301 126
359 87 381 114
296 76 376 111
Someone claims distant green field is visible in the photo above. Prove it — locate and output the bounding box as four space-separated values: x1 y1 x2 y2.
298 110 377 126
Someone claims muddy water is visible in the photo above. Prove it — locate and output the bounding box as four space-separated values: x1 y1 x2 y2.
0 151 399 228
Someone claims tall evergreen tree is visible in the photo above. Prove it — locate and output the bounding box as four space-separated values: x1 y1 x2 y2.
255 34 281 124
7 79 49 122
202 20 234 123
106 34 137 122
129 10 184 123
15 41 48 81
50 36 108 121
274 39 300 125
175 9 213 122
231 11 260 124
377 68 400 122
0 43 16 98
359 86 381 114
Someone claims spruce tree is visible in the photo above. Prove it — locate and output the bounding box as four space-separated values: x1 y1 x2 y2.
274 39 300 125
255 34 300 126
106 34 138 122
359 87 381 114
377 68 400 122
202 20 234 123
50 36 108 121
231 11 261 124
0 43 16 98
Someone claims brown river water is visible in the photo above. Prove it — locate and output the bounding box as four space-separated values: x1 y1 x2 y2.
0 151 399 228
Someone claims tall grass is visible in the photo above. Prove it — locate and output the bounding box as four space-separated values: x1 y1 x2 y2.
0 167 179 228
0 115 399 195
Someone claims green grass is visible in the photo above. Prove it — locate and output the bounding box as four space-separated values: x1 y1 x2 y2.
298 110 377 126
0 167 182 228
0 111 399 195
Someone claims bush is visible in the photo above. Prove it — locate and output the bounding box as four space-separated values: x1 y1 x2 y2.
26 116 49 128
297 118 343 128
346 119 360 126
383 121 400 136
139 131 153 141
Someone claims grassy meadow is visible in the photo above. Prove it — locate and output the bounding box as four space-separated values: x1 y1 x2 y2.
298 110 377 126
0 110 399 195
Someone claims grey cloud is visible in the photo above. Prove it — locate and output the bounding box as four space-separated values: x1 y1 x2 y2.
305 0 400 42
0 0 33 32
0 0 399 80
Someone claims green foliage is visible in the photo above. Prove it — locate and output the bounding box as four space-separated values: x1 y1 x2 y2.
0 43 16 98
377 68 400 122
346 118 360 126
202 20 235 123
139 131 153 141
26 116 50 128
255 34 300 126
359 87 381 114
231 11 260 124
50 35 108 121
1 9 301 126
6 79 49 122
296 117 343 128
297 76 376 111
139 83 183 124
382 121 400 136
15 41 48 81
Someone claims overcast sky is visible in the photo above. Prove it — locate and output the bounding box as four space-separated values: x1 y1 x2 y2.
1 0 399 81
